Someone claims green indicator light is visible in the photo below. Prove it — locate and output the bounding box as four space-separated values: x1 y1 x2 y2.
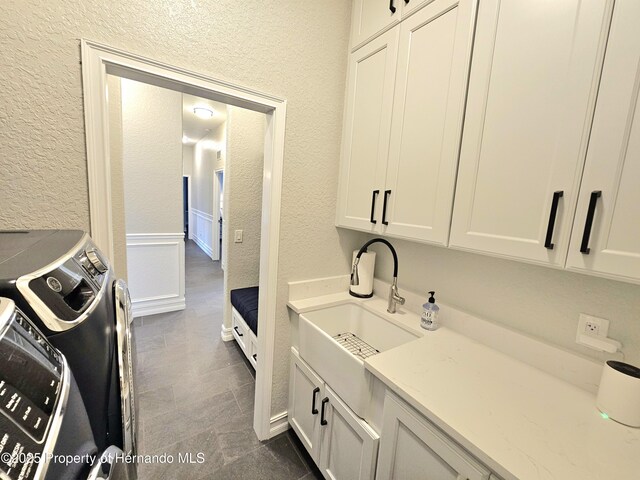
600 412 609 420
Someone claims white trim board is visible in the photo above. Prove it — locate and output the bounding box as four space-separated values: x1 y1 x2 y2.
269 411 290 437
191 208 215 259
81 39 286 441
126 233 186 318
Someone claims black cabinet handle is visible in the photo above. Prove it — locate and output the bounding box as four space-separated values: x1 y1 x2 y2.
580 191 601 254
252 353 257 361
544 191 563 250
311 387 320 415
320 397 329 426
370 190 380 224
382 190 391 226
389 0 396 13
404 0 410 3
233 326 243 337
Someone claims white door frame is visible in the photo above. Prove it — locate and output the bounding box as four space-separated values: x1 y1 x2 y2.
81 39 286 441
213 168 224 263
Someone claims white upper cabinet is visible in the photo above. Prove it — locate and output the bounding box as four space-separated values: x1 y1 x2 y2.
336 28 399 232
565 0 640 283
381 0 476 245
338 0 476 242
449 0 613 267
350 0 402 51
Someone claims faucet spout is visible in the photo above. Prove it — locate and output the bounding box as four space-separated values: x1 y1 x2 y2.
349 238 404 314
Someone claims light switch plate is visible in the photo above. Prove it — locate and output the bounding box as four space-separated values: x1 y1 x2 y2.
234 230 243 243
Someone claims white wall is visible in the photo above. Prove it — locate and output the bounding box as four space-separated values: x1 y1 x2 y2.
222 107 264 332
182 144 194 177
0 0 360 419
364 234 640 365
121 78 185 316
189 123 226 258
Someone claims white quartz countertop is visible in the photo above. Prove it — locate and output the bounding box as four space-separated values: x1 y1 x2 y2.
287 281 639 480
365 328 640 480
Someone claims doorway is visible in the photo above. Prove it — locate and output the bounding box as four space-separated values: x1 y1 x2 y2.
182 175 190 240
81 39 287 441
214 169 224 267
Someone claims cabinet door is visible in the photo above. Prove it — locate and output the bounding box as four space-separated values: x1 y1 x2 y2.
319 386 379 480
377 394 490 480
565 0 640 283
289 349 324 462
449 0 613 266
351 0 402 51
382 0 476 245
337 28 399 232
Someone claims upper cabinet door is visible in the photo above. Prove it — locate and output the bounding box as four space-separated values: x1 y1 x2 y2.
381 0 477 245
351 0 402 51
336 28 399 232
566 0 640 283
449 0 613 266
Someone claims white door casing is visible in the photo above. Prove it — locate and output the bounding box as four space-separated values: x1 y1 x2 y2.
81 39 286 441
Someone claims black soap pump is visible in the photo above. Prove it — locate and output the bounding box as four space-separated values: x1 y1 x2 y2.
420 291 440 330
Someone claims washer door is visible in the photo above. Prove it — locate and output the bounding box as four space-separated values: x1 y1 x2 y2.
113 279 137 458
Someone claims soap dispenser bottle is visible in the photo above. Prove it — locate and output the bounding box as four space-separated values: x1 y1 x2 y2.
421 291 439 331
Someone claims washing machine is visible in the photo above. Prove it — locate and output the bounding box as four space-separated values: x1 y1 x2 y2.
0 297 135 480
0 230 136 459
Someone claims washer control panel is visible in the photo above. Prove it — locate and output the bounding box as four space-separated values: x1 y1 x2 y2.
0 299 65 480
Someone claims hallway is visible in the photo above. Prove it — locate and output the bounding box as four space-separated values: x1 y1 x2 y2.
133 240 319 479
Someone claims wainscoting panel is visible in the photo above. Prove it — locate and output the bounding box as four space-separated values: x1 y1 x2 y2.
191 208 216 260
126 233 185 317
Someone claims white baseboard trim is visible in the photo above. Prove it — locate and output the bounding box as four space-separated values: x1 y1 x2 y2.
193 234 214 258
269 411 289 438
132 296 185 318
220 324 234 342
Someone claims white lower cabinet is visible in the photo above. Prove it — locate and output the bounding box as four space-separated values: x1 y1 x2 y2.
376 393 491 480
289 349 380 479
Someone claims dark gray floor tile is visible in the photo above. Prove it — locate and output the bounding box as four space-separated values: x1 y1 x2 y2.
232 383 255 415
215 412 262 464
135 333 166 353
137 385 175 421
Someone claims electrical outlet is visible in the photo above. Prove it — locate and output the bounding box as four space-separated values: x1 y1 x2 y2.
577 313 609 338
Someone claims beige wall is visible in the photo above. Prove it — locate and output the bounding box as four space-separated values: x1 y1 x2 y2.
0 0 356 417
365 234 640 365
182 145 194 178
222 107 264 331
121 78 182 234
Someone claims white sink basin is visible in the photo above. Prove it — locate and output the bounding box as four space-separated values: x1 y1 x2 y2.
298 302 418 418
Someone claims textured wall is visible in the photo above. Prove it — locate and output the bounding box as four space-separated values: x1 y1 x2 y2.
222 107 264 332
121 78 182 234
182 145 193 177
107 75 127 280
366 235 640 365
0 0 357 418
192 123 226 216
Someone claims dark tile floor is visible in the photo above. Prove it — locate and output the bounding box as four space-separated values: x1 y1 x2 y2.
133 240 322 479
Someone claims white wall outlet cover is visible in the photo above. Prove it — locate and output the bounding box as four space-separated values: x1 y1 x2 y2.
234 230 243 243
577 313 609 337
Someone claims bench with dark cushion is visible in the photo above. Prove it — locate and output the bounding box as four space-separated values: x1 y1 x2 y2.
230 286 259 335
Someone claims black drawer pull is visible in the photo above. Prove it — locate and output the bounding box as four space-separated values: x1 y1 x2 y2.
233 326 243 337
544 191 563 250
389 0 396 13
311 387 320 415
382 190 391 225
320 397 329 426
252 353 257 361
580 190 601 254
404 0 410 3
370 190 380 224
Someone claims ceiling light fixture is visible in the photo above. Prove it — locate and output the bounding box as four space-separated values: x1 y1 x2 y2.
193 106 214 119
